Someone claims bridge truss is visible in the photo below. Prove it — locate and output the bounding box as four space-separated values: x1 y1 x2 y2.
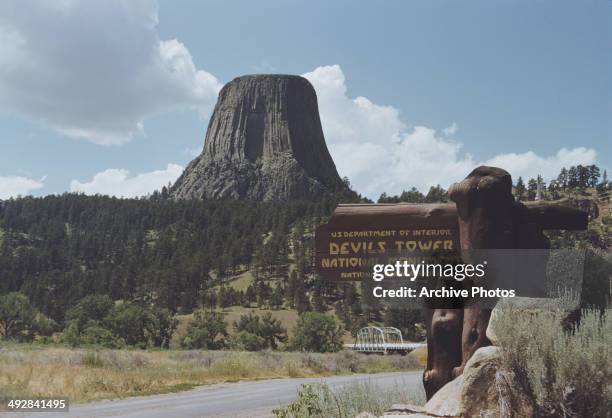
346 326 424 354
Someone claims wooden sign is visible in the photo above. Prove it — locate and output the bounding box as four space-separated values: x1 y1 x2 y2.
315 200 588 281
315 203 460 281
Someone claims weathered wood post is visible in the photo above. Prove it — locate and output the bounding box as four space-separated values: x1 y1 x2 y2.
448 166 515 380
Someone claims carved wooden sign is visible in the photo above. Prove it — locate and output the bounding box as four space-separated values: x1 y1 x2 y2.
315 200 587 282
315 203 459 281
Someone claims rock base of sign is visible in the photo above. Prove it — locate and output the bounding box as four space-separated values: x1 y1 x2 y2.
368 346 535 418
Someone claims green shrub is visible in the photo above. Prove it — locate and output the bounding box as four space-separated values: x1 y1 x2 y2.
62 296 176 349
233 312 287 350
492 307 611 417
61 321 81 347
273 380 425 418
182 310 227 349
0 292 55 342
273 384 322 418
290 312 343 353
81 324 125 348
230 331 266 351
66 294 114 330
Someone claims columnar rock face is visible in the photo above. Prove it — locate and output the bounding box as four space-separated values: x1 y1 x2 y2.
170 74 347 201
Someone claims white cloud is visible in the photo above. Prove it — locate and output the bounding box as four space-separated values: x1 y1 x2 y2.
484 148 597 183
443 122 458 136
0 175 44 199
303 65 597 198
0 1 221 145
70 164 183 197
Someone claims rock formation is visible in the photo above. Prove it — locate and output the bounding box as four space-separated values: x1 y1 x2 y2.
170 74 348 201
381 346 535 418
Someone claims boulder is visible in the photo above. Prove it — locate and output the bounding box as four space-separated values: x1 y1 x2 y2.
424 346 535 418
485 305 500 346
379 346 535 418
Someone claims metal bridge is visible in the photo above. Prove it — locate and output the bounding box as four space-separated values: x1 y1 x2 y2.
344 326 425 354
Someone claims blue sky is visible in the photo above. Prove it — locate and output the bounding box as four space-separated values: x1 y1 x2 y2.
0 0 609 199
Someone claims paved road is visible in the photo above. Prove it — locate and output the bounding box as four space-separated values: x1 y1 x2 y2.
9 371 422 418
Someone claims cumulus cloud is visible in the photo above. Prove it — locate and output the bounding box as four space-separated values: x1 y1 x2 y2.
70 164 183 197
484 148 597 183
0 1 221 145
303 65 597 198
0 175 44 199
443 123 458 136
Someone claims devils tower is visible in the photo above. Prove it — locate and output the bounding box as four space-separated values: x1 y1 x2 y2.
170 74 348 201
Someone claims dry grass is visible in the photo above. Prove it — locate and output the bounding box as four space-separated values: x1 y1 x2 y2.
0 344 421 403
218 270 257 292
410 345 427 367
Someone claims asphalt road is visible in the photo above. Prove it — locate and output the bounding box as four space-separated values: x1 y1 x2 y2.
9 371 423 418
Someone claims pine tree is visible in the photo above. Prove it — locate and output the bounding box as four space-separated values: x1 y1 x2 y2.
514 177 526 201
270 285 284 310
260 313 287 349
294 279 310 313
527 178 538 200
244 284 256 307
567 166 579 188
285 271 298 308
576 165 590 188
588 165 600 188
548 180 561 200
424 185 449 203
557 168 568 189
399 187 425 203
202 290 217 312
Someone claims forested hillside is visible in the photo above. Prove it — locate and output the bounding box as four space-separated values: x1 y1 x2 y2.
0 165 609 350
0 194 348 319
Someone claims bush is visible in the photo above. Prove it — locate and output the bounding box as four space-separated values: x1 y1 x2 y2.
230 331 266 351
149 307 178 349
182 310 227 349
105 301 154 348
0 292 55 341
81 324 125 348
492 307 611 417
291 312 343 353
62 296 176 348
233 312 287 350
66 294 114 330
273 380 425 418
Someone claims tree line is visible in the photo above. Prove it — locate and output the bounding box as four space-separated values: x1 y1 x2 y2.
376 165 610 204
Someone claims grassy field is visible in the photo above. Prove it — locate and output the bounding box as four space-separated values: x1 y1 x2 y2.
0 344 424 404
